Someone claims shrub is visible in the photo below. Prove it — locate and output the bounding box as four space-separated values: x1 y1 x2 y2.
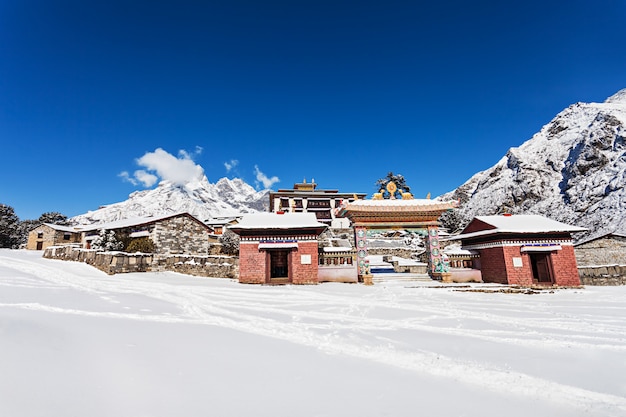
125 237 156 253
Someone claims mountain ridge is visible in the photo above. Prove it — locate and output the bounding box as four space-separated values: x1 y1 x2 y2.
71 176 269 225
441 88 626 241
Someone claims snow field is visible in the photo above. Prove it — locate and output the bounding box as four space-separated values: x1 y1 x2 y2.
1 249 625 417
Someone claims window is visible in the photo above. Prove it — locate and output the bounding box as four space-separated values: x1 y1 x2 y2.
63 233 71 241
308 199 331 209
315 211 332 220
37 232 43 239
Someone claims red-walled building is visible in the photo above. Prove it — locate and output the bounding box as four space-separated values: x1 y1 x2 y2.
454 215 586 286
229 212 327 284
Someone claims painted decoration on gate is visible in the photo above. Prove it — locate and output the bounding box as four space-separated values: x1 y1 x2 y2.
427 225 449 274
355 226 370 276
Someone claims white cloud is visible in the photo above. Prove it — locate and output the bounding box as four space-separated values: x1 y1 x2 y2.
254 165 280 189
119 170 156 187
118 171 137 185
120 148 205 187
133 169 158 187
179 146 203 160
224 159 239 172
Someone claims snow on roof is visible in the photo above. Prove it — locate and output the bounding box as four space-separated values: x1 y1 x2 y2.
129 230 151 238
75 212 201 232
204 217 240 226
475 215 586 232
348 198 456 208
43 223 79 233
322 246 352 252
230 212 327 230
340 198 458 215
574 231 626 246
443 246 479 256
453 214 586 240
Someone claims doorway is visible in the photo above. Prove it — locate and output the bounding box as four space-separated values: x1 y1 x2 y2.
269 250 290 283
530 253 554 284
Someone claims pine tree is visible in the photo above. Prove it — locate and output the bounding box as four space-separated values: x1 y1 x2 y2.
15 219 38 248
219 229 240 255
0 204 21 248
38 212 69 225
91 229 124 251
439 209 468 234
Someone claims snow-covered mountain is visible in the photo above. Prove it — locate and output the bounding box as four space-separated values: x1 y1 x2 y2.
72 176 269 225
441 89 626 241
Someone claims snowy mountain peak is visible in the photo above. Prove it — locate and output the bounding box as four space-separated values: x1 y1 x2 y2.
71 177 270 225
442 88 626 241
605 88 626 104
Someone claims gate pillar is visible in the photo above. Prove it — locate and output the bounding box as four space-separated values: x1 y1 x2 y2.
427 225 451 281
354 226 371 283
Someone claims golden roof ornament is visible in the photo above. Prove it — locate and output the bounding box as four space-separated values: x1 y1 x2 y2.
401 189 413 199
386 181 397 197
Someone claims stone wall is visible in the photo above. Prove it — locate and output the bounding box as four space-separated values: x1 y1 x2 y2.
153 215 212 255
575 235 626 266
579 264 626 286
327 228 355 244
43 246 237 278
151 254 238 278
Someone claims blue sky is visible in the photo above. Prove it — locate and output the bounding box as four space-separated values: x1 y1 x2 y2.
1 0 625 220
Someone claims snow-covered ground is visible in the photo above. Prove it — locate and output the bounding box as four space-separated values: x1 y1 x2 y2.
1 249 625 417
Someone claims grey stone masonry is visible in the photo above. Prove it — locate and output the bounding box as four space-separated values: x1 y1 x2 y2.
153 215 212 255
579 264 626 286
575 235 626 266
151 254 238 278
43 246 237 278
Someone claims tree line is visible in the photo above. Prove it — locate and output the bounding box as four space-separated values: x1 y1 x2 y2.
0 203 69 249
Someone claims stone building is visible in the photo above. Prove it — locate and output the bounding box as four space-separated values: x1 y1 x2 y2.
453 214 585 286
26 223 82 250
204 216 240 241
80 212 213 255
269 179 366 228
574 233 626 266
229 212 327 284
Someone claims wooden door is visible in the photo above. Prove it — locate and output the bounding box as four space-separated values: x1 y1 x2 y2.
530 253 554 283
270 250 289 280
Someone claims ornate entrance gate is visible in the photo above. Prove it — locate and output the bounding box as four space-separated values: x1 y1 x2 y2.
337 183 458 281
